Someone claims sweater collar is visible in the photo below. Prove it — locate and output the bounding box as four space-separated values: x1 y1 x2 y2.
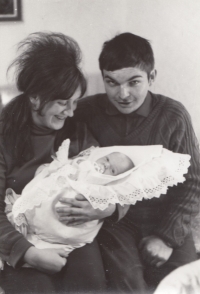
105 91 152 117
31 123 56 136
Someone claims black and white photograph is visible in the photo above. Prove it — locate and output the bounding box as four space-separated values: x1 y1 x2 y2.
0 1 200 293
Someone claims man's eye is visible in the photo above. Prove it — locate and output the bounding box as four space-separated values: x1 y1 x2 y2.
129 80 139 86
106 157 109 162
112 169 115 174
106 80 116 86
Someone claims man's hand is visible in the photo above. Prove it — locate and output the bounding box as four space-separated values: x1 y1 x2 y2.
56 193 116 226
23 247 68 274
139 235 173 267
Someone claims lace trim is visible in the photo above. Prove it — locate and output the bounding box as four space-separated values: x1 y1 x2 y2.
12 151 190 226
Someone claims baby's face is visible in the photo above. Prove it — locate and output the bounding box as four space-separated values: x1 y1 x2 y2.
96 152 134 176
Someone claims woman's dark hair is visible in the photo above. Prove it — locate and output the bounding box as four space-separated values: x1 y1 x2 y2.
99 32 155 77
1 32 86 165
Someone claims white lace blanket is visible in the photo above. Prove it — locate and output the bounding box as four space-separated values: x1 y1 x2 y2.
11 140 191 226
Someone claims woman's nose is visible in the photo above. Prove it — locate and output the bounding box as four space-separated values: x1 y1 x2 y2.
63 103 74 117
65 108 74 117
119 85 129 99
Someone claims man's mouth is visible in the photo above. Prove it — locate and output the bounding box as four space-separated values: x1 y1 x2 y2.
118 101 133 106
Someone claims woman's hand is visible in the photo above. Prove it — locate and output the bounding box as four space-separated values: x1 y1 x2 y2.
56 193 116 226
23 247 68 274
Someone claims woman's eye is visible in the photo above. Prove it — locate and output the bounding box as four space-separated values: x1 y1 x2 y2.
112 169 115 174
58 102 67 106
106 157 109 162
57 100 67 106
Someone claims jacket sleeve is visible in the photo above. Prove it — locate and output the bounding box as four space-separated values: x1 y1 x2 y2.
0 138 33 268
154 105 200 248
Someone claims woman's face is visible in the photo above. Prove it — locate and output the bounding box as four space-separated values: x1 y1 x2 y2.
31 87 81 130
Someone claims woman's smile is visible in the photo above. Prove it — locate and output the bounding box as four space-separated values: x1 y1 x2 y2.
55 115 67 120
31 87 81 130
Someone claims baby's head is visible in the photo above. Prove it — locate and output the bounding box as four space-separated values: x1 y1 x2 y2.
96 152 134 176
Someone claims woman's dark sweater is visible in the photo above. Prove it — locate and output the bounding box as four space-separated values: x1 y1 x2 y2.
0 121 98 268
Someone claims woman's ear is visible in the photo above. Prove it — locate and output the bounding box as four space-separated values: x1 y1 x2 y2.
149 69 157 86
29 96 40 110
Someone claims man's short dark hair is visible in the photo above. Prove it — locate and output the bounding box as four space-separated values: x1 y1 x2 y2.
99 32 155 76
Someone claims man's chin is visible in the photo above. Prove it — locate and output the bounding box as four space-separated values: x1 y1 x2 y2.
117 107 136 114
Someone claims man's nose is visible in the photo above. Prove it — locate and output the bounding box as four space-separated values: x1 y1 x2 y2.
119 85 130 99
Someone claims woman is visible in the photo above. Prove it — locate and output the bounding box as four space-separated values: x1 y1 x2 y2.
0 32 112 293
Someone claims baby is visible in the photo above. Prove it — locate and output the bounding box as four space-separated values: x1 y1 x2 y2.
4 139 191 265
95 152 134 175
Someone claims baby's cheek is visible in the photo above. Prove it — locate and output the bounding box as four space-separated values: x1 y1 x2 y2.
103 169 113 176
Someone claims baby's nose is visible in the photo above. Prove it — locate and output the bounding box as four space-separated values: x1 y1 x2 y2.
104 161 110 169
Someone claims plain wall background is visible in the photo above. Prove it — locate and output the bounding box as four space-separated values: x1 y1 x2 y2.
0 0 200 139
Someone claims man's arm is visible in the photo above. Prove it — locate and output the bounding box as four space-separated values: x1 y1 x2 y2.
154 106 200 248
139 102 200 266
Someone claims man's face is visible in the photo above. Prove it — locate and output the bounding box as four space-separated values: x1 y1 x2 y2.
103 67 155 114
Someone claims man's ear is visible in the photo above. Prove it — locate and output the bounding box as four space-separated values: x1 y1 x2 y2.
29 96 40 110
149 69 157 86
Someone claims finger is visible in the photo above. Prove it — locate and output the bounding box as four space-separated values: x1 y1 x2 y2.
75 194 86 201
59 197 85 208
149 256 160 266
56 207 84 216
59 216 86 223
156 260 165 267
57 249 70 259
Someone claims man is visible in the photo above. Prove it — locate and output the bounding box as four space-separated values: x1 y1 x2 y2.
59 33 200 293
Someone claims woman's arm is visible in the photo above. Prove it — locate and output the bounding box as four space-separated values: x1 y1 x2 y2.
0 139 32 268
23 247 68 274
0 139 68 273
